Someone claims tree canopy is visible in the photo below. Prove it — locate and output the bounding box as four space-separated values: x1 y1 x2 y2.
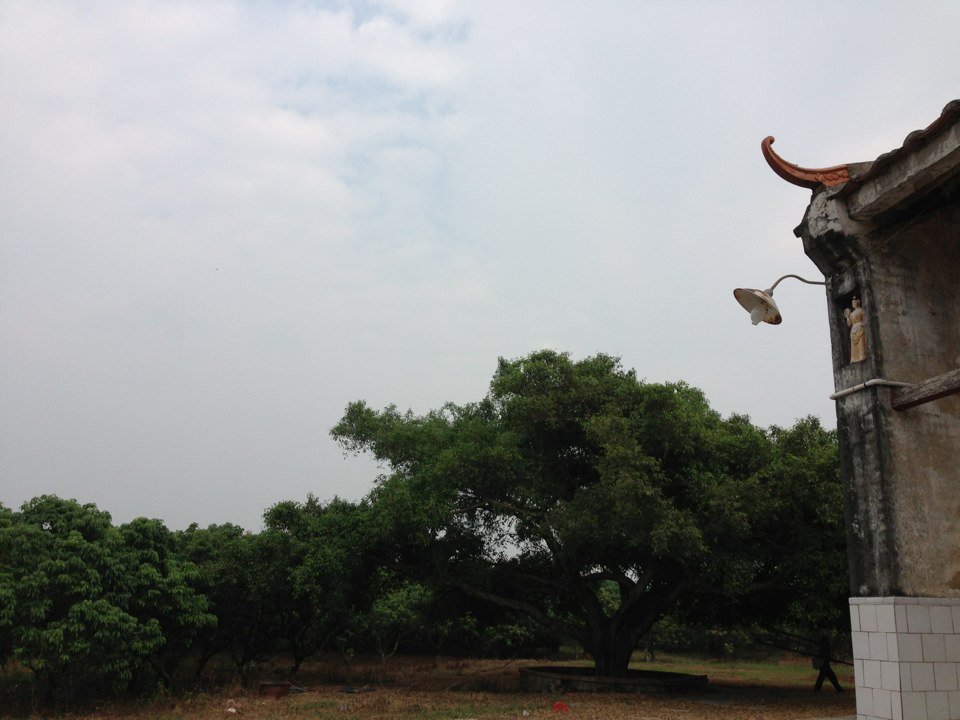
0 497 211 700
332 349 810 676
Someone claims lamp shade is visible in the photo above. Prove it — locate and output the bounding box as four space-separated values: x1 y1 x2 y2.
733 287 782 325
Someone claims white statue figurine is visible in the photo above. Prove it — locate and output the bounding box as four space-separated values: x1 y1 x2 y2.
844 296 866 363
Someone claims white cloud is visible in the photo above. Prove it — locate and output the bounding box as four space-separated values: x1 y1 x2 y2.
2 0 959 529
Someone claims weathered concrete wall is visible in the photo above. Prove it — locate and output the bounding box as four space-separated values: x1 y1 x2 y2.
797 146 960 599
866 203 960 597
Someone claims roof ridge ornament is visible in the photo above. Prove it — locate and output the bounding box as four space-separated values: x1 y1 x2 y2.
761 136 850 189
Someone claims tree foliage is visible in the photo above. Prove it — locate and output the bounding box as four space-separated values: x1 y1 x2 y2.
332 350 785 676
750 417 847 632
0 497 165 699
0 350 849 702
118 517 215 688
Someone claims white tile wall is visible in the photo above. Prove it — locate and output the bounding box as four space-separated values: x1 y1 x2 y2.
929 692 950 720
925 635 949 663
934 663 958 691
908 605 934 634
931 608 954 634
949 691 960 717
882 661 901 691
946 636 960 662
851 597 960 720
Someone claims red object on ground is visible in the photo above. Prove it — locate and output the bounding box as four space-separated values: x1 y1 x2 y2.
553 700 570 712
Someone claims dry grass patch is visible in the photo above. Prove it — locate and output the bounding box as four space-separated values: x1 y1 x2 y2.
1 655 856 720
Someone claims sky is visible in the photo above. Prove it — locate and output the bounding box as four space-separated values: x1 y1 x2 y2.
2 1 959 531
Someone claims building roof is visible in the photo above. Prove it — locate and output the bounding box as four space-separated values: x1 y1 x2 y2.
837 99 960 199
763 100 960 221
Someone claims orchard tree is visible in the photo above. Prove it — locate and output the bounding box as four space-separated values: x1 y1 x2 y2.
333 350 767 676
762 417 846 631
178 523 284 685
117 517 215 689
0 503 17 666
738 417 848 640
0 497 163 700
263 497 380 666
265 495 452 663
653 416 847 655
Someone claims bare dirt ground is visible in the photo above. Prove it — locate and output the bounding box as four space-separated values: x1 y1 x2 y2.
3 655 857 719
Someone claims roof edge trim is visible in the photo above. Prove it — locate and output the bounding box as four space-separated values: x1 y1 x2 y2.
761 136 851 189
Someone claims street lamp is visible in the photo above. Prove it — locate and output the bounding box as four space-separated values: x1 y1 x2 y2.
733 274 826 325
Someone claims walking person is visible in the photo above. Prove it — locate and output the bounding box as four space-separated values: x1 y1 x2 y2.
814 635 843 692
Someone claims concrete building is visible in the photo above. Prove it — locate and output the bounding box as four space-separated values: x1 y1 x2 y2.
763 99 960 720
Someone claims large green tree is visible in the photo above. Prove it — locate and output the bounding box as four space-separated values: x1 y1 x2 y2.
333 350 766 676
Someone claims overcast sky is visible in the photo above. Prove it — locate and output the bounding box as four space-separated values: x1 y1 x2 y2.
2 1 958 531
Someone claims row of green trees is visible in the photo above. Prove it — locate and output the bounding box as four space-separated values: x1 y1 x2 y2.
0 495 541 701
1 350 849 702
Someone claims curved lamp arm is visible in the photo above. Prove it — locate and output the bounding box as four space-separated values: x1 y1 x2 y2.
767 274 826 294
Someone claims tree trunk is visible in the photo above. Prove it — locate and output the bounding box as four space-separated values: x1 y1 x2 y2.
582 580 683 677
582 611 642 678
589 634 636 677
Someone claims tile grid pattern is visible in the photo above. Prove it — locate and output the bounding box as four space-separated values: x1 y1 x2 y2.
850 597 960 720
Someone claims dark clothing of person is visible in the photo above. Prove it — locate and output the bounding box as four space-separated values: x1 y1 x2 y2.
814 637 843 692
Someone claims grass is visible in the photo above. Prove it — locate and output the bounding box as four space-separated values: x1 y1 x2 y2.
0 653 856 719
637 651 854 688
